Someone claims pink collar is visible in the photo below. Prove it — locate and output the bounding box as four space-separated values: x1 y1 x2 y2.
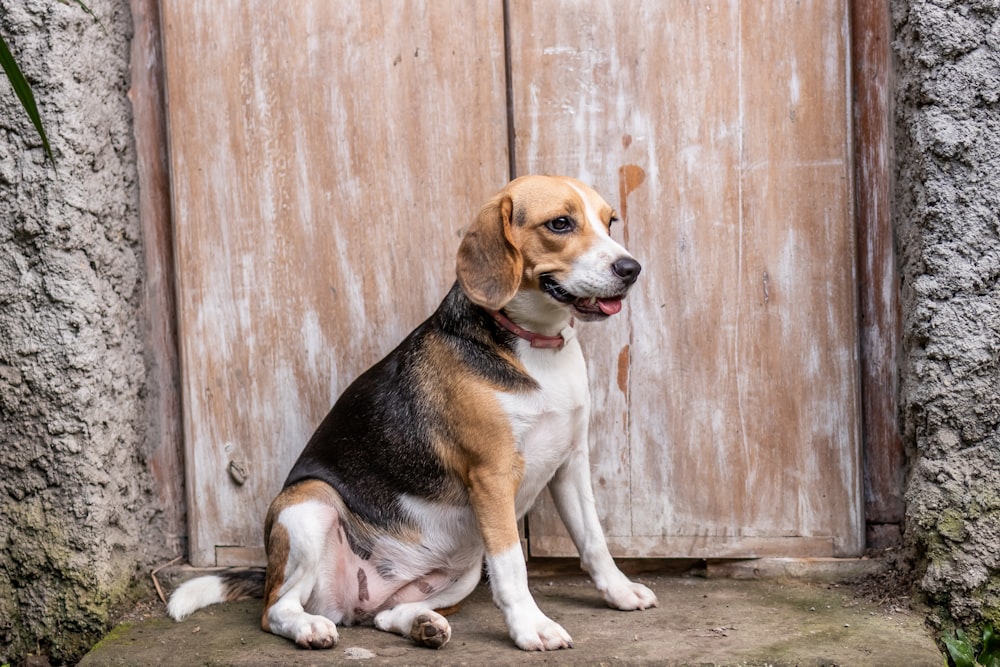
490 310 572 349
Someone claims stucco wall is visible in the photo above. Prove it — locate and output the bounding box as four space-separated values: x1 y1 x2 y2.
0 0 171 663
893 0 1000 629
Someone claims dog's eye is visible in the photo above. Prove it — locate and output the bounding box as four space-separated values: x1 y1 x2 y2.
545 216 575 233
608 215 619 228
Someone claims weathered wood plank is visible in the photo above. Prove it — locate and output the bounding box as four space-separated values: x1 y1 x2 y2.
161 0 508 565
729 0 862 557
506 1 652 543
162 0 867 565
130 0 186 556
850 0 904 546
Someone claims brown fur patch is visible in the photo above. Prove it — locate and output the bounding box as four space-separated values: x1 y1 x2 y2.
220 570 266 602
357 568 369 602
434 602 463 617
413 335 526 554
261 519 288 632
505 176 614 288
456 193 522 310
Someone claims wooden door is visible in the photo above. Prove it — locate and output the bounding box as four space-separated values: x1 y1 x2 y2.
162 0 862 566
517 1 863 558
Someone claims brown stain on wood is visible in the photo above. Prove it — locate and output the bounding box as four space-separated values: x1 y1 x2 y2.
617 344 630 395
618 164 646 244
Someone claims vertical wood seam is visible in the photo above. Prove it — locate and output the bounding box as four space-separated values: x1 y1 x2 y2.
502 0 516 182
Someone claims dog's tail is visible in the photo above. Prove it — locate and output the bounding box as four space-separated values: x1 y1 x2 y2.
166 569 266 621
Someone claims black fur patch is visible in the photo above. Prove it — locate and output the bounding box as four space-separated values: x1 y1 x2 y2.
220 569 266 601
283 283 535 533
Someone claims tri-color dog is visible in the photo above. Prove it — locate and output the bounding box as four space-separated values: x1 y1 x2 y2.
168 175 657 651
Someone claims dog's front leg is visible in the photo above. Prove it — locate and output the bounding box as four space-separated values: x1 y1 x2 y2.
548 443 659 611
468 462 573 651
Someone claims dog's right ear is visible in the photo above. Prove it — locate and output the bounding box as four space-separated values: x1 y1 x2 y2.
456 193 523 311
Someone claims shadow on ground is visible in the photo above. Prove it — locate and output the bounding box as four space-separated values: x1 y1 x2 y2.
81 560 942 666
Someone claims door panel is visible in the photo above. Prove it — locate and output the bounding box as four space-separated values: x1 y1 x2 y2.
512 1 863 557
161 0 508 566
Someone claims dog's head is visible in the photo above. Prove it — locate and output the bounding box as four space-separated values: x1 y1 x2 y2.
457 175 640 322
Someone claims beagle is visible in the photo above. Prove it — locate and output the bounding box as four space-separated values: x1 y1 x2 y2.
168 175 657 651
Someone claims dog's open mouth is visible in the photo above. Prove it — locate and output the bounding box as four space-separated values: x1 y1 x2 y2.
540 274 624 316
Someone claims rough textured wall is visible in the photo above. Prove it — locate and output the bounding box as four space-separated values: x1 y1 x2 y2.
893 0 1000 630
0 0 168 663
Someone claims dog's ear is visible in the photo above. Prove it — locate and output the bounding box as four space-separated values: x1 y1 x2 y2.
456 193 523 310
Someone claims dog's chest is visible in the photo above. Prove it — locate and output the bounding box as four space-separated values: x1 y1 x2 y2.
497 340 590 509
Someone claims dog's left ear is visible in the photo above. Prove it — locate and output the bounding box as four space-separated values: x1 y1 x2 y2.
456 193 523 310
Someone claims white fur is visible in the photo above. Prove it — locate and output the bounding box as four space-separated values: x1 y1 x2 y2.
549 447 659 610
166 575 226 621
497 337 591 516
486 332 657 648
265 500 342 648
394 495 485 573
487 544 573 650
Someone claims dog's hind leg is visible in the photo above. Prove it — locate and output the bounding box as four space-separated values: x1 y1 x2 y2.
262 495 343 649
373 561 482 649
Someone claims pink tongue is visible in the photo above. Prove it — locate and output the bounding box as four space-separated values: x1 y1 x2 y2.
597 298 623 315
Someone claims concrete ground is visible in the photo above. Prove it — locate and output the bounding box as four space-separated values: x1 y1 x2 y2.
81 559 943 667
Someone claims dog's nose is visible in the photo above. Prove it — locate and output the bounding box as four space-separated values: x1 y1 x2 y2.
612 257 642 285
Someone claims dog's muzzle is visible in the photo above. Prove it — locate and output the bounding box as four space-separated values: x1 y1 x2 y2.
540 257 642 318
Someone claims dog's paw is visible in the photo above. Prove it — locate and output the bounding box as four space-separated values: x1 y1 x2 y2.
510 615 573 651
409 611 452 649
603 580 659 611
292 614 339 649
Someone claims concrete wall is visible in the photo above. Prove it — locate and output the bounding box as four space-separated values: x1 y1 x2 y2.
893 0 1000 630
0 0 174 663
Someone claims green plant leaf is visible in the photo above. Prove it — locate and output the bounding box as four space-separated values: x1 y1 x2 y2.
979 625 1000 667
944 629 978 667
0 33 55 167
